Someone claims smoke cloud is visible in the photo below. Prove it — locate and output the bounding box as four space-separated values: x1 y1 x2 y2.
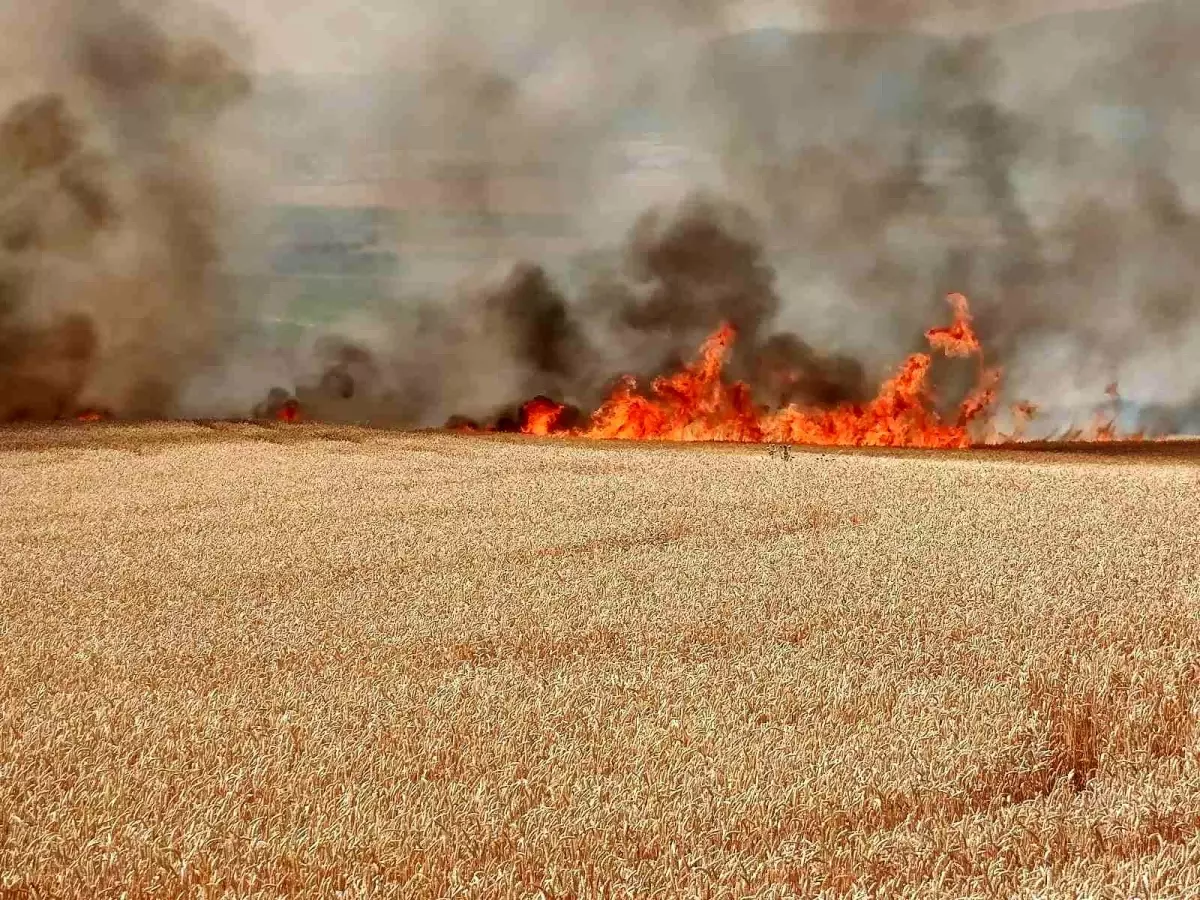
3 0 1199 436
0 0 252 421
691 2 1200 432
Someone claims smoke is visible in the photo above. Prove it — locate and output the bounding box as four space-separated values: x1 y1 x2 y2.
685 2 1200 433
0 0 251 421
270 190 871 429
237 0 1200 437
4 0 1200 437
239 0 903 430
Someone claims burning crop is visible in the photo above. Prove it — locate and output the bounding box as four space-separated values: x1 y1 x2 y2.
446 292 1129 447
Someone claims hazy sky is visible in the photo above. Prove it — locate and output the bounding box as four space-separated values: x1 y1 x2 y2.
209 0 1144 74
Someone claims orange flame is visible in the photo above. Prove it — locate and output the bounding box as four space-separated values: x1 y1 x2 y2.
1081 381 1142 442
75 408 108 423
276 399 302 423
924 292 980 358
520 396 569 436
515 293 1002 447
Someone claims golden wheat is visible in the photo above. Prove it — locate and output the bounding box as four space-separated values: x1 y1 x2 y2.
0 422 1197 899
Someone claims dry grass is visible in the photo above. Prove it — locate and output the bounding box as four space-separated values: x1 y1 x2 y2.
1 422 1198 899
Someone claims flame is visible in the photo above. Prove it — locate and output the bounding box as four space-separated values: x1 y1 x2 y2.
239 290 1148 446
924 292 980 358
75 408 109 423
1084 382 1142 442
276 399 302 423
584 323 762 442
519 395 569 436
512 293 1001 447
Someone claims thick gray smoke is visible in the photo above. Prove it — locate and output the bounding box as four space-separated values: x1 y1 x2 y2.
251 0 1200 436
4 0 1199 436
257 190 872 429
693 3 1200 434
0 0 251 421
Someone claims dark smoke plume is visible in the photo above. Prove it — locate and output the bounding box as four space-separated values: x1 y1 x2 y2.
580 192 869 409
265 191 873 428
0 0 250 422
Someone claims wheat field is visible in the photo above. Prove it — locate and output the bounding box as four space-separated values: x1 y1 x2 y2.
0 422 1198 899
